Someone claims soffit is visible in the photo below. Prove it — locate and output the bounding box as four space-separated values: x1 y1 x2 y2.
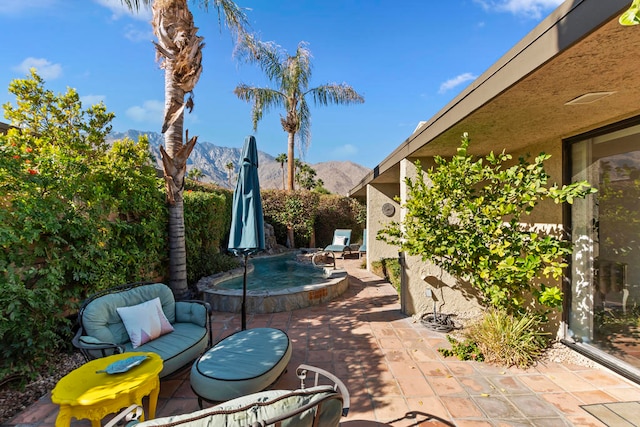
412 16 640 159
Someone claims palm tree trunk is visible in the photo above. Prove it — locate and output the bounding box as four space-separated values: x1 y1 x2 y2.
309 228 316 248
168 199 188 295
162 62 190 300
286 132 295 191
286 131 295 247
151 0 203 300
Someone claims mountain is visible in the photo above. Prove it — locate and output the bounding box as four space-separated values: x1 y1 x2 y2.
107 130 371 195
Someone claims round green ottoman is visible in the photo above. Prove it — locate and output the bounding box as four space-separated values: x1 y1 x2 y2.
190 327 292 405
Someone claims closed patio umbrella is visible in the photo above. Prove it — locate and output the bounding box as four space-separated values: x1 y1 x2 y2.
228 135 265 330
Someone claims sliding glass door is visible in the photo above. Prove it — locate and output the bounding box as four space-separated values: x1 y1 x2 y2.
570 124 640 370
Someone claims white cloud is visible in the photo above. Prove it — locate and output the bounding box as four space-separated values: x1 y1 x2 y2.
474 0 564 19
124 25 154 42
93 0 152 21
0 0 57 15
81 94 106 107
438 73 477 94
125 99 200 126
331 144 358 158
13 58 63 80
126 100 164 124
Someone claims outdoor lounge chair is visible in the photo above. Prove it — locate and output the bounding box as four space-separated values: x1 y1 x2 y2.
105 364 349 427
359 229 367 258
323 229 352 257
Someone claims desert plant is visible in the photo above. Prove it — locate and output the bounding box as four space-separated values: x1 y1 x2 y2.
465 309 549 368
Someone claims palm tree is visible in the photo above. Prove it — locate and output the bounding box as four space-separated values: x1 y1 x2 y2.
234 39 364 192
225 161 235 187
119 0 250 299
295 162 317 190
275 153 287 190
187 167 204 181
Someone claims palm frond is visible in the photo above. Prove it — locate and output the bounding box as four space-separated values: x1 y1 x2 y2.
119 0 152 12
234 85 285 130
197 0 250 36
297 98 312 155
309 83 365 106
290 42 312 89
235 34 285 81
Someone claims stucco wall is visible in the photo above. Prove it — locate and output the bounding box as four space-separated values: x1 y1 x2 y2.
394 140 565 324
365 183 400 271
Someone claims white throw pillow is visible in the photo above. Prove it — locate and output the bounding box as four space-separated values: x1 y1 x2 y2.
116 297 174 348
332 236 347 246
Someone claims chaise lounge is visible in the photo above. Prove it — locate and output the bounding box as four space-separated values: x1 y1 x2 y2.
323 229 352 258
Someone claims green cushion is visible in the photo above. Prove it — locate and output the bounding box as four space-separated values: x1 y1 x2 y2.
82 284 176 345
124 323 208 378
175 301 207 328
134 387 342 427
190 328 292 402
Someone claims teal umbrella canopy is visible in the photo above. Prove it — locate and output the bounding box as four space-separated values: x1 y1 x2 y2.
228 135 265 330
228 135 265 255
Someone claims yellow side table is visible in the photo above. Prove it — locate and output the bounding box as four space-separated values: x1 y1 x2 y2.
51 352 163 427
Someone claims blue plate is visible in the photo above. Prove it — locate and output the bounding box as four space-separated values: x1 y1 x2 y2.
96 355 149 374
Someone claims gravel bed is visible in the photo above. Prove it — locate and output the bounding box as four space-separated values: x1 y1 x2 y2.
0 352 85 425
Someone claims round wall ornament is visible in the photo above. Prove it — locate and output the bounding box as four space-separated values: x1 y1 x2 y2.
382 203 395 217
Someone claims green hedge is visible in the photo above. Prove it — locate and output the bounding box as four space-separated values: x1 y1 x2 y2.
315 195 366 247
184 189 238 288
371 258 401 295
261 190 366 248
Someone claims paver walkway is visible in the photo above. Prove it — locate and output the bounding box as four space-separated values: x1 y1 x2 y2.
5 258 640 426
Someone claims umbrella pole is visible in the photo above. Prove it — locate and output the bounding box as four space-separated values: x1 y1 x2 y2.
242 254 248 330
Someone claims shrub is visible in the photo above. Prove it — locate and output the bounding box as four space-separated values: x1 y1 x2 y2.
371 258 401 294
0 71 166 382
315 195 366 247
465 309 548 368
438 335 484 362
378 132 596 316
0 276 69 385
184 189 236 288
262 190 319 247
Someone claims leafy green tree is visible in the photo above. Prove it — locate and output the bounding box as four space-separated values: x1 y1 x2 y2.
295 162 319 190
262 190 319 248
234 39 365 191
120 0 251 299
187 167 204 182
275 153 287 190
313 178 330 194
379 133 596 316
0 71 166 380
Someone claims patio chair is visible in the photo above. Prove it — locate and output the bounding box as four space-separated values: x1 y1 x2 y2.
105 364 349 427
359 229 367 258
323 229 352 258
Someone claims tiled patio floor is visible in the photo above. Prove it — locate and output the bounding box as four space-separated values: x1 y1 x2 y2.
5 258 640 427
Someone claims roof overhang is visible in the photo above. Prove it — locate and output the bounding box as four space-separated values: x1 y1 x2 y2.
350 0 640 197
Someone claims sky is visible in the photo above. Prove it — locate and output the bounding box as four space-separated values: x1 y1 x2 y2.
0 0 565 169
